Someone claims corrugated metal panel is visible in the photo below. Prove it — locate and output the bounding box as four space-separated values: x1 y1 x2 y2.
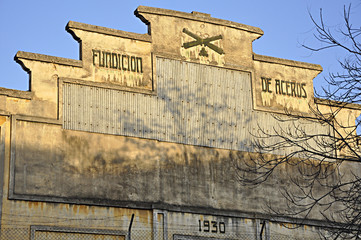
63 57 331 154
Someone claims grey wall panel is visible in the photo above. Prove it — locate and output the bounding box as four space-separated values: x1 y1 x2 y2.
63 57 331 154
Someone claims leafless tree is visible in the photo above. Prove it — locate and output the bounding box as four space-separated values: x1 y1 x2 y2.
234 5 361 239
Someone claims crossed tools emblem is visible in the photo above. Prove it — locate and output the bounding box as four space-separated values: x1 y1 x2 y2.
182 28 224 57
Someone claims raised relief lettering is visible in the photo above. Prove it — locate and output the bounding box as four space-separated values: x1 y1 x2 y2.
261 77 272 93
91 49 146 86
198 220 226 234
264 77 307 98
182 28 224 56
181 25 225 66
92 49 143 73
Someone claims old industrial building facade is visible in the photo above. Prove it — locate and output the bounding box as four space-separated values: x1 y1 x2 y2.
0 6 359 239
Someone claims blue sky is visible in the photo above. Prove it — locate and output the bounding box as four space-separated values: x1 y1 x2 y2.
0 0 360 92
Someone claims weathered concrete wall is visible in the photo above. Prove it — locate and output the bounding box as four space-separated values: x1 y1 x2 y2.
2 116 325 240
0 5 359 240
67 21 154 91
11 118 260 210
0 117 149 239
10 117 337 223
253 55 320 115
316 98 361 158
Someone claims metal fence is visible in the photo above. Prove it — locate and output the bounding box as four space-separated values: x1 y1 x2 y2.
0 227 321 240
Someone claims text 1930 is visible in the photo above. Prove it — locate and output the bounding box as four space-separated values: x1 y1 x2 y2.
198 220 226 233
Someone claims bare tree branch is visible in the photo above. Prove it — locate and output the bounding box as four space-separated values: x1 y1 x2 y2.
236 4 361 239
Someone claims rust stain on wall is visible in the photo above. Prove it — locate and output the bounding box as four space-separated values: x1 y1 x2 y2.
0 116 6 125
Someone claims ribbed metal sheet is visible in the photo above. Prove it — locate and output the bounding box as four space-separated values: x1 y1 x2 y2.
63 57 331 153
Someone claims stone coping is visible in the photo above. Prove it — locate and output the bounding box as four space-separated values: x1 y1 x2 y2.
60 77 156 96
253 53 323 71
0 87 33 100
15 51 82 68
315 98 361 110
66 21 152 42
135 6 264 36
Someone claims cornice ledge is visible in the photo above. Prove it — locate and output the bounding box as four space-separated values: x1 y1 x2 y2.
253 53 323 71
0 87 33 100
15 51 82 68
315 98 361 110
66 21 152 42
135 6 264 36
